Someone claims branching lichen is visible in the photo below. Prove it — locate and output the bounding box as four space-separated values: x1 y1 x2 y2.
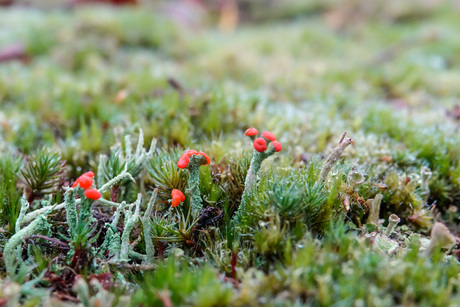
177 150 210 216
4 203 55 275
233 128 282 227
142 188 158 264
119 193 142 262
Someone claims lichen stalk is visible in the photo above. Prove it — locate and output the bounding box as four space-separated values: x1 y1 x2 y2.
233 133 279 226
98 166 135 194
187 155 206 216
368 194 383 225
142 189 158 264
385 214 400 237
64 188 78 238
99 201 126 259
119 193 142 262
4 214 52 275
15 195 29 234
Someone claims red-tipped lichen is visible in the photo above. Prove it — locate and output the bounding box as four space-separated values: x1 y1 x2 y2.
253 138 267 152
245 128 258 136
77 175 93 189
72 173 94 188
262 131 276 141
199 152 211 165
177 155 190 169
85 188 101 200
184 150 199 157
272 141 282 152
83 171 95 178
171 189 185 208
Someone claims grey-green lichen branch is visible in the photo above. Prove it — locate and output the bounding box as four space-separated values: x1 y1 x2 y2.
20 167 134 227
97 128 156 188
142 188 158 264
232 129 281 227
187 154 207 216
98 201 126 260
244 146 277 192
4 200 55 275
119 193 142 262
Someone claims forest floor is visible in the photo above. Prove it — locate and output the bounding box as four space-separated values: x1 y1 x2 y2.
1 1 460 306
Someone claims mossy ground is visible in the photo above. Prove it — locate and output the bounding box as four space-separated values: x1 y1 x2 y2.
1 1 460 306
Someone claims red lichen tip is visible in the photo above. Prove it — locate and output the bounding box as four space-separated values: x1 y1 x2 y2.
199 152 210 165
253 138 267 152
272 141 282 152
177 155 190 169
184 149 199 157
171 189 186 201
78 175 93 189
85 188 101 200
83 171 95 178
72 173 94 188
262 131 276 141
245 127 258 136
171 189 185 208
171 198 182 208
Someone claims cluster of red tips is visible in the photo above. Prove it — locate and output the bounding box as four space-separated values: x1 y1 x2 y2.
171 189 185 208
72 171 100 200
245 128 282 153
177 150 210 169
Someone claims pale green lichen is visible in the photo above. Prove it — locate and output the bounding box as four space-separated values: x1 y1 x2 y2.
187 154 207 216
99 201 126 259
64 188 78 239
4 205 54 275
119 194 142 262
385 214 401 237
233 136 279 227
15 195 29 234
142 188 158 264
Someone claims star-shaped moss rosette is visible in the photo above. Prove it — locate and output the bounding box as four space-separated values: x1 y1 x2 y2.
233 128 282 226
177 150 210 215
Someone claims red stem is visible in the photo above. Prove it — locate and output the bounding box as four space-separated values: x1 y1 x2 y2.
230 250 237 279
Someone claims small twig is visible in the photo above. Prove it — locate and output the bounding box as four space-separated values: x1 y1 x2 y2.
95 258 156 271
156 289 173 307
45 256 60 275
338 131 347 144
317 133 354 183
130 236 142 249
25 235 69 249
